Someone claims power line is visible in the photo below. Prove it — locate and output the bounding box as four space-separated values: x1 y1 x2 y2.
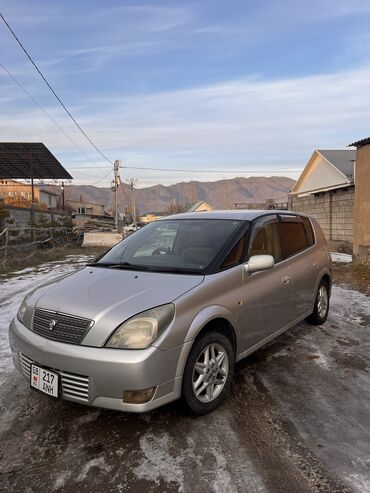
122 165 303 173
0 11 113 165
0 62 108 178
89 169 114 186
67 165 303 173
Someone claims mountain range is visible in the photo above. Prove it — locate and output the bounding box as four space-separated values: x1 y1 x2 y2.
63 176 296 215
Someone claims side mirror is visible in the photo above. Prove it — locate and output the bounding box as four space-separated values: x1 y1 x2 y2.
245 254 275 273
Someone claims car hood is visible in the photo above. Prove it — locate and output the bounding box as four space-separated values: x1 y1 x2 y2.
29 266 204 346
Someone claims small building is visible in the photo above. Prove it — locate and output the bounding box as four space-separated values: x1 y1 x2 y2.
186 201 213 213
289 150 356 251
66 198 114 231
139 212 167 223
0 179 59 210
66 198 105 216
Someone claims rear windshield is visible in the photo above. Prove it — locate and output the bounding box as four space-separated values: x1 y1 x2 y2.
95 219 244 273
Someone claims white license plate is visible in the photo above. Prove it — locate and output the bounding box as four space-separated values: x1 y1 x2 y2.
30 364 59 398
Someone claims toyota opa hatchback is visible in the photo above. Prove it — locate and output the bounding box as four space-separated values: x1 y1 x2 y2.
9 211 331 414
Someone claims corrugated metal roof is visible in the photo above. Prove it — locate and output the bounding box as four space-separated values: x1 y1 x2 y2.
0 142 72 180
317 150 356 180
348 137 370 148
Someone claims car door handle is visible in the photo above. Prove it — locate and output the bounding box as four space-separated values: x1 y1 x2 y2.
281 275 290 284
312 262 319 269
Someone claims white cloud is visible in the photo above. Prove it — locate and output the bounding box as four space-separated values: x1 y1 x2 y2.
1 63 369 185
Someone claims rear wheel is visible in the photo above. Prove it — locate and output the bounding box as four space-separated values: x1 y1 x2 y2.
182 331 234 415
306 280 329 325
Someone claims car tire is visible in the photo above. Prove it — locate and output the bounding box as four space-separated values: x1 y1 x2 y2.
182 331 234 415
306 280 330 325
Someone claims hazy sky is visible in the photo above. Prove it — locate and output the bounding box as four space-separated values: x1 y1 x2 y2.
1 0 370 186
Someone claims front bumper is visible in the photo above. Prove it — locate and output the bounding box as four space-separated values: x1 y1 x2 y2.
9 317 185 412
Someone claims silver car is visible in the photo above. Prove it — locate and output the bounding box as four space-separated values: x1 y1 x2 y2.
9 211 331 414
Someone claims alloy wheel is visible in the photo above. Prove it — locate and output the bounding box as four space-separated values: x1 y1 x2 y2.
192 343 229 403
317 285 328 318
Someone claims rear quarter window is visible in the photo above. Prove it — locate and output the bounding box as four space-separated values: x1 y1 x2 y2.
279 216 311 258
302 217 315 246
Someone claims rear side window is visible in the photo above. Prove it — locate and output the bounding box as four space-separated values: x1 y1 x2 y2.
248 216 282 263
279 215 313 257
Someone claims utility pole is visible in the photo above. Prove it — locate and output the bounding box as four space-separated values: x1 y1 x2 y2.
127 178 138 226
30 153 35 242
61 182 65 211
111 160 121 230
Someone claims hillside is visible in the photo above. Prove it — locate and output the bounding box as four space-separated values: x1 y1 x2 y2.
63 176 295 215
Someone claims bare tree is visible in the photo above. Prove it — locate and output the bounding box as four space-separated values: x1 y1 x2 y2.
165 202 188 215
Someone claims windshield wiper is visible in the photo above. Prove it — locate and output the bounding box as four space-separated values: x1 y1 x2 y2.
152 267 204 275
87 262 152 271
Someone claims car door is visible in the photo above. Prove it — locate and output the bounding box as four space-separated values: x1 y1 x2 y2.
240 215 293 353
278 214 319 320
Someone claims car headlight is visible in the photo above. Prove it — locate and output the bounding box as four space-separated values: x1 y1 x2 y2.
105 304 175 349
17 293 32 324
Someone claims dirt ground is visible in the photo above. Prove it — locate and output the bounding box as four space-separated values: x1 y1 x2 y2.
0 253 369 492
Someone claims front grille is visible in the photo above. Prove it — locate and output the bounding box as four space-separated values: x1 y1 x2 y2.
32 308 93 345
19 352 90 403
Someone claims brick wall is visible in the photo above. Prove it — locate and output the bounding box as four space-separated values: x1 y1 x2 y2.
289 186 354 250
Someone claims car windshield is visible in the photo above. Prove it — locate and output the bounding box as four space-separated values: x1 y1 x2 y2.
94 218 245 273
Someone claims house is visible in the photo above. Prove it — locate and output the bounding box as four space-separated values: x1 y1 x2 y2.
289 150 356 251
0 179 59 209
66 198 114 231
66 199 105 216
349 137 370 264
186 201 213 212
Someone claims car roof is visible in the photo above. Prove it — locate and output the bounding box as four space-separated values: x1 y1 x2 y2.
161 210 309 221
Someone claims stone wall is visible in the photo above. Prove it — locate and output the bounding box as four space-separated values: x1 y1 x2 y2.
289 186 354 251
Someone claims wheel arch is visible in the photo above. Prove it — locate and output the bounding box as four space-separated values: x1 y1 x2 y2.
175 307 238 379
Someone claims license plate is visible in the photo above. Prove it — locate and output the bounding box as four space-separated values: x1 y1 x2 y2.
30 364 59 398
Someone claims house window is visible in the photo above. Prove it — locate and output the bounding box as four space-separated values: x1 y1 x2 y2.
78 207 86 214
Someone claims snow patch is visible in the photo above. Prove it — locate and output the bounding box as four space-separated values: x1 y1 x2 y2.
134 433 184 489
77 457 112 482
209 444 238 493
268 348 289 360
344 472 370 493
53 471 71 490
0 255 92 375
330 252 352 263
311 350 330 370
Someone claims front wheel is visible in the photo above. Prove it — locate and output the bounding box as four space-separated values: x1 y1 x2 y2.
182 331 234 415
306 281 330 325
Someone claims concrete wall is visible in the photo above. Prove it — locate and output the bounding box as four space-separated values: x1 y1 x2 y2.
289 186 354 251
353 144 370 264
82 232 122 248
5 206 68 229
